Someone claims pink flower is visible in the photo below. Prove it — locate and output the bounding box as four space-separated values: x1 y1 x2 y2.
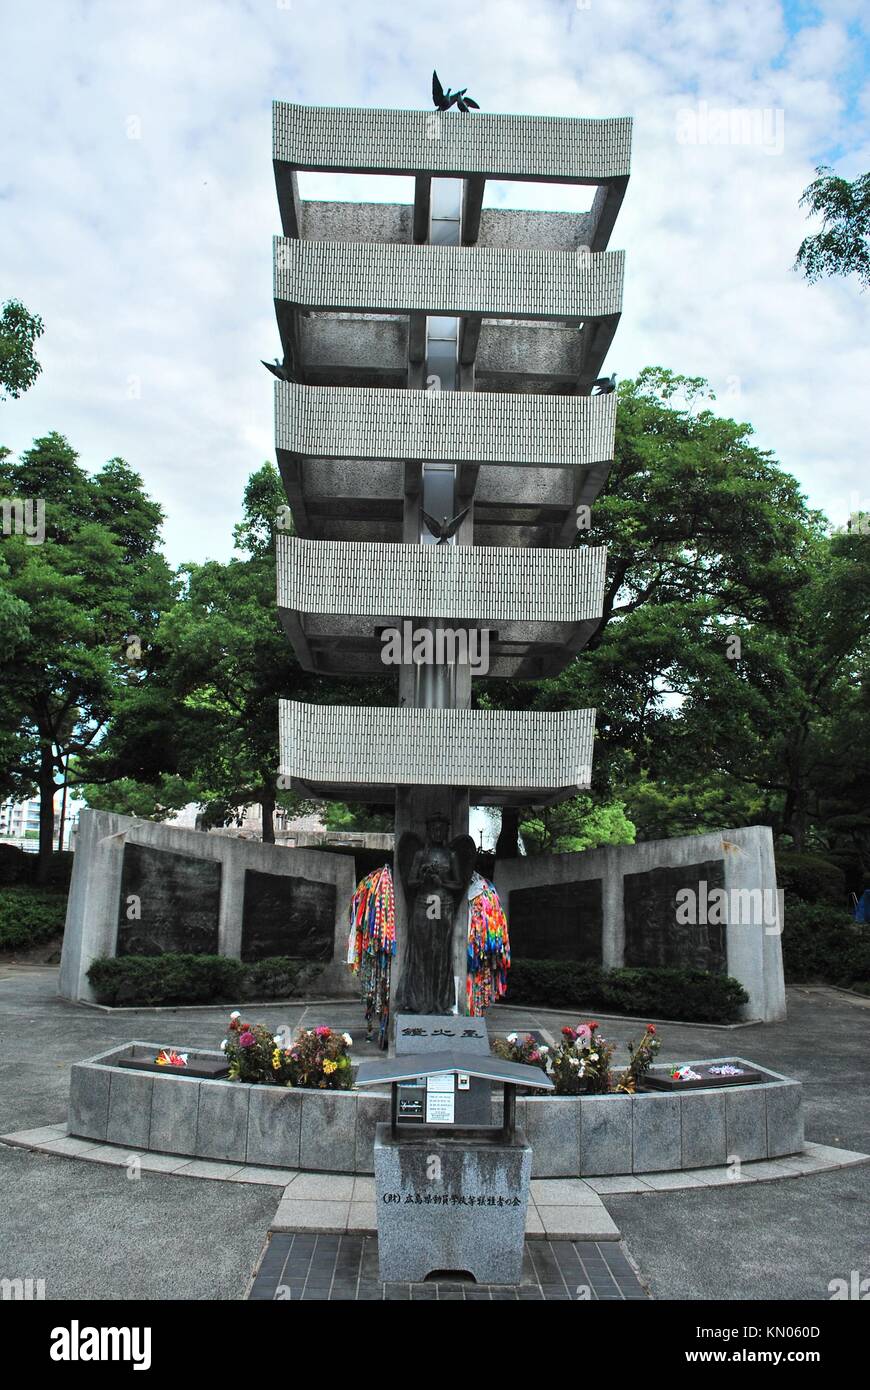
315 1026 331 1038
239 1031 255 1048
575 1024 591 1043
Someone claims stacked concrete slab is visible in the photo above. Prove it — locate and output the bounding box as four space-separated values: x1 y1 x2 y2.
273 99 630 1005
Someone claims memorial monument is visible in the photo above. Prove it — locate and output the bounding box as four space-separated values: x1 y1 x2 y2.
273 86 629 1026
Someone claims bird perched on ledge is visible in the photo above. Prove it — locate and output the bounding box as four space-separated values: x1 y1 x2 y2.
432 71 480 113
591 373 617 395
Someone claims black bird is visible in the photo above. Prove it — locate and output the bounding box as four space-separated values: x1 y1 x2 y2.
591 373 617 395
432 71 480 113
262 358 291 382
422 505 471 543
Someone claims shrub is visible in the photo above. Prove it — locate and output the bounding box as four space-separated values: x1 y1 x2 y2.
775 850 846 906
781 902 870 987
506 960 749 1023
86 953 323 1007
0 886 67 950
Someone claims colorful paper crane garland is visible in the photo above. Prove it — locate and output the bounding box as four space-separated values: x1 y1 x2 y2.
346 864 396 1048
466 874 511 1016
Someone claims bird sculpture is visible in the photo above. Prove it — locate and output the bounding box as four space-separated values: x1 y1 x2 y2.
262 357 292 382
591 373 617 395
421 505 470 543
432 71 480 113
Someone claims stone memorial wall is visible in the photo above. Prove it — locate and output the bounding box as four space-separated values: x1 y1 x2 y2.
59 809 357 1003
494 825 785 1022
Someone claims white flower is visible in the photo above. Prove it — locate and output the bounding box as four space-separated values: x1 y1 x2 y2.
539 1045 549 1054
506 1033 517 1044
230 1010 241 1020
569 1056 580 1068
220 1039 228 1051
342 1033 353 1047
589 1052 599 1061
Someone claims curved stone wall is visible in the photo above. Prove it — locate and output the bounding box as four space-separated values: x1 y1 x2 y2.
69 1044 803 1178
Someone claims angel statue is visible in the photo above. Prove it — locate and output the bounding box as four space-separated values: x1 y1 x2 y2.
396 815 476 1014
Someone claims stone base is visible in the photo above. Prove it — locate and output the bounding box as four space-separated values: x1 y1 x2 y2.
373 1124 531 1284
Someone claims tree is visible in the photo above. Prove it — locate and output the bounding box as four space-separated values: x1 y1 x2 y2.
520 796 635 854
0 435 173 879
0 300 44 400
795 165 870 289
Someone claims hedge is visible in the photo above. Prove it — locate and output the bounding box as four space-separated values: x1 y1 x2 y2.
775 850 846 906
0 886 68 951
781 902 870 988
505 960 749 1023
0 846 73 890
86 953 325 1007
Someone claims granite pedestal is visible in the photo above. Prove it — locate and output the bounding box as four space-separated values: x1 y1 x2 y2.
373 1124 532 1284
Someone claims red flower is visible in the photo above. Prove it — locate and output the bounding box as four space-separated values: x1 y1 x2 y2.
239 1031 255 1048
561 1026 575 1037
647 1024 657 1035
588 1021 599 1031
315 1026 331 1038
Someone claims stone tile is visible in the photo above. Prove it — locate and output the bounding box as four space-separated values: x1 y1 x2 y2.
525 1206 545 1235
535 1205 620 1240
246 1086 301 1169
230 1166 296 1185
736 1160 801 1183
803 1143 870 1168
1 1124 67 1145
521 1097 581 1177
149 1073 199 1156
725 1085 767 1164
585 1175 652 1194
681 1091 727 1168
766 1082 804 1158
272 1199 350 1232
40 1136 103 1156
355 1093 390 1174
641 1171 705 1191
68 1064 112 1141
632 1094 681 1173
352 1177 375 1201
71 1143 130 1165
300 1091 357 1172
195 1080 249 1162
579 1095 632 1176
106 1070 153 1150
171 1159 245 1180
690 1166 743 1187
530 1179 600 1206
290 1173 355 1201
347 1202 377 1233
775 1150 839 1174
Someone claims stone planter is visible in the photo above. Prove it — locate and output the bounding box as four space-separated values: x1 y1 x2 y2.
68 1046 803 1177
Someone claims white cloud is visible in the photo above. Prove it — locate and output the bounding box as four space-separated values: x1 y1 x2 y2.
1 0 867 562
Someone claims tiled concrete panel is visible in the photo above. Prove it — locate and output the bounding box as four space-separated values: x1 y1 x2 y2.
632 1095 681 1173
106 1070 153 1150
725 1084 768 1163
274 238 624 322
580 1095 633 1176
681 1090 727 1169
68 1064 112 1142
277 535 606 624
246 1086 302 1169
195 1081 250 1163
279 701 596 793
274 102 632 182
300 1091 357 1172
522 1097 581 1177
766 1082 804 1158
149 1074 200 1157
275 379 616 469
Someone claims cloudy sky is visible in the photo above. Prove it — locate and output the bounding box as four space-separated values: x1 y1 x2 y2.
2 0 868 566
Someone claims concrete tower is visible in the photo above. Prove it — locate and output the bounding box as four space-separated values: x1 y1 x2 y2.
273 97 631 1015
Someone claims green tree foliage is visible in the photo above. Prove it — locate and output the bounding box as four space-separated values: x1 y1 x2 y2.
0 300 44 400
0 435 173 879
795 165 870 289
520 796 635 854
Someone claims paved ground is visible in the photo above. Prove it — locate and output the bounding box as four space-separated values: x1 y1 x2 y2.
248 1232 649 1300
1 968 869 1301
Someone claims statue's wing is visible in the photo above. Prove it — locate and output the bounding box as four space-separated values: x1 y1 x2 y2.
396 831 424 897
442 505 470 540
432 71 445 107
450 834 477 895
421 509 441 538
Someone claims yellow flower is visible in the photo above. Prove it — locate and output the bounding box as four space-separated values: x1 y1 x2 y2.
272 1049 281 1070
322 1058 338 1075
